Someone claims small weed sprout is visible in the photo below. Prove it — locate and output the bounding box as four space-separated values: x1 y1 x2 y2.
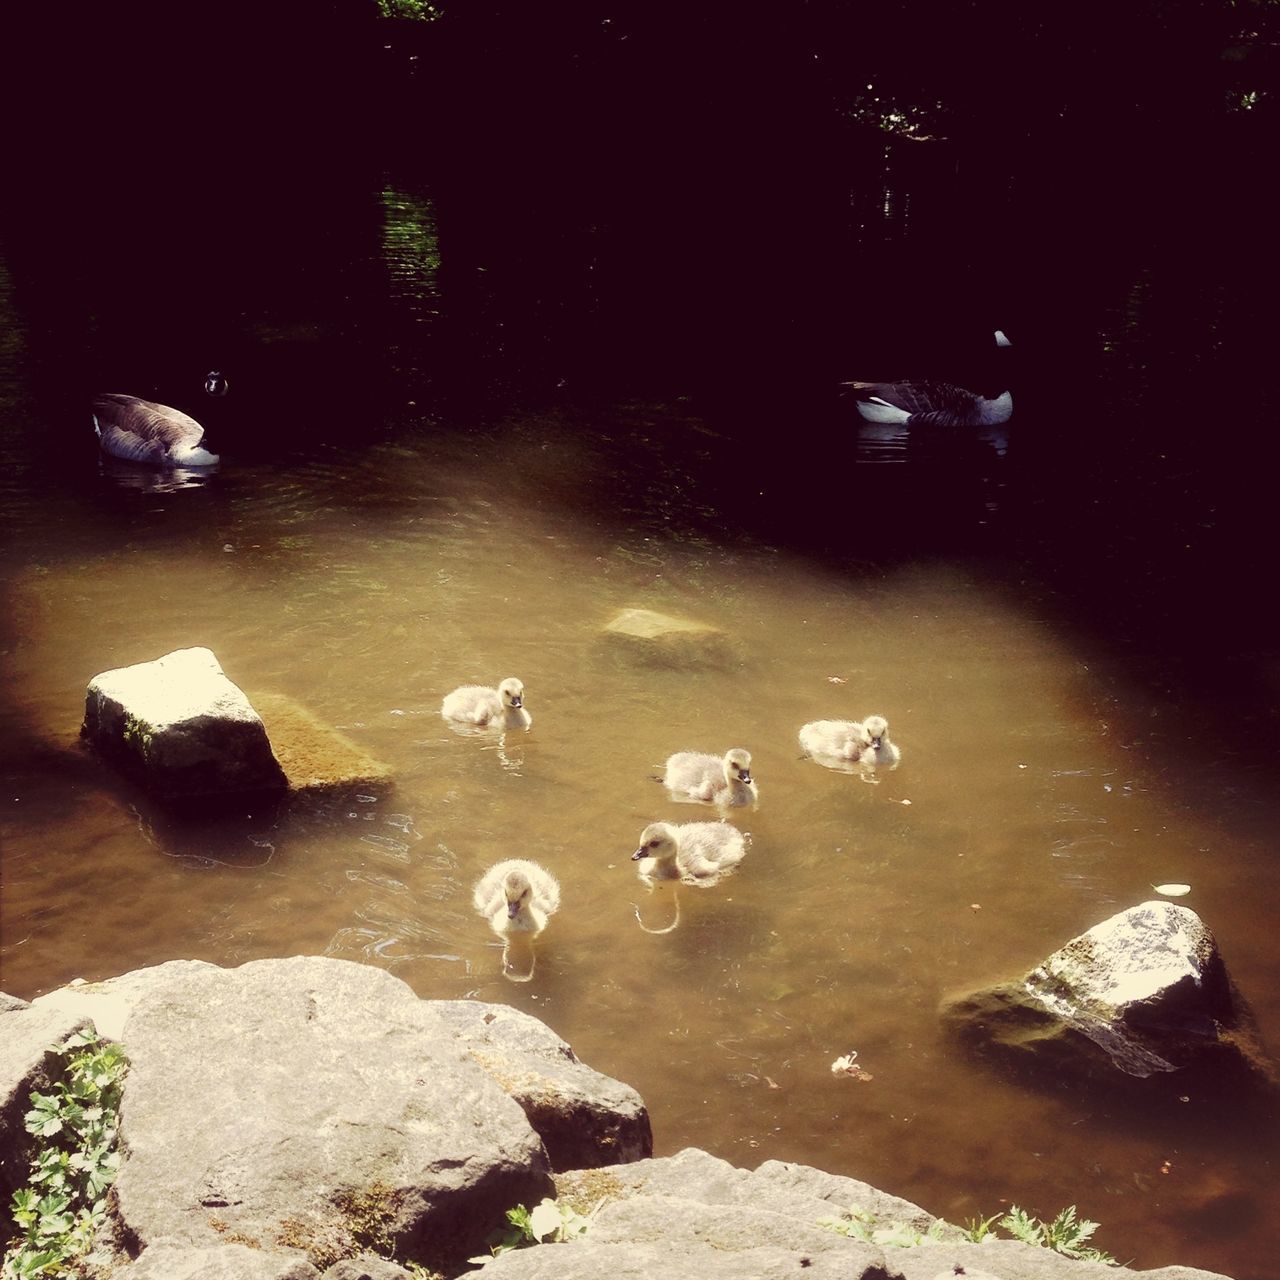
961 1212 1001 1243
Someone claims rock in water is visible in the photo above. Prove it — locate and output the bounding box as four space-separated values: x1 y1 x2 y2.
81 647 287 805
941 901 1277 1092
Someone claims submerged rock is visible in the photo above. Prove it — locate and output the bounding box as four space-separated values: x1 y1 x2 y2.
253 692 392 798
81 647 287 806
601 607 732 669
941 901 1276 1093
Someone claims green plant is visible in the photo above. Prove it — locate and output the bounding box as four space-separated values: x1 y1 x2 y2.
469 1198 594 1265
961 1212 1000 1243
2 1031 128 1280
817 1207 944 1249
999 1205 1115 1263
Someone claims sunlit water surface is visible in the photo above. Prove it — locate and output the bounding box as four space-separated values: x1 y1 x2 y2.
1 409 1276 1279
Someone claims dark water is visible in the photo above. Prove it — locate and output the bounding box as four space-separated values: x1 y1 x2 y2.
2 15 1278 1278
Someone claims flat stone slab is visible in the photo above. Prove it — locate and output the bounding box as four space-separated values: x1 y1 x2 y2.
82 647 287 805
601 608 732 669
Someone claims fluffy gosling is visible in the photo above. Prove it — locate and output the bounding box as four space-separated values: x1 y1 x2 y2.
631 821 747 884
662 747 757 806
442 677 531 728
472 859 560 936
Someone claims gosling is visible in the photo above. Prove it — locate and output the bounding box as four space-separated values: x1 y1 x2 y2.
798 719 871 762
631 821 747 883
472 860 560 936
859 715 901 767
662 748 757 806
442 677 531 728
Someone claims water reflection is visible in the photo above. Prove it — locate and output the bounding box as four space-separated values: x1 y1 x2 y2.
631 880 681 935
97 456 219 492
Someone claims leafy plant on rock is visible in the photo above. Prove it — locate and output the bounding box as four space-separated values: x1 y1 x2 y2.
1000 1203 1115 1263
470 1198 594 1265
2 1031 128 1280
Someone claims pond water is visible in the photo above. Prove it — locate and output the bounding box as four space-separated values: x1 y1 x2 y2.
1 156 1277 1279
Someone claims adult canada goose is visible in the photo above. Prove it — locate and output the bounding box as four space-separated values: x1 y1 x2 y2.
441 677 531 728
662 748 757 806
92 389 221 467
472 859 560 936
631 821 747 885
844 330 1012 427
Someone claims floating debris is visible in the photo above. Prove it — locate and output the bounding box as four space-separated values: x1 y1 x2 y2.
830 1051 873 1081
1152 883 1191 897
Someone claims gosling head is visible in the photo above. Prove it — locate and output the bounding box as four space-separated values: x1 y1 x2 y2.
724 748 753 786
632 822 678 863
503 869 533 918
862 715 890 749
498 677 525 710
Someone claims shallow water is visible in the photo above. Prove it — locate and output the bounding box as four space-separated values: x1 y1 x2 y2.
1 398 1277 1278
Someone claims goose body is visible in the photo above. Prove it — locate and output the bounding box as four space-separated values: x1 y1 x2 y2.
442 677 531 728
93 393 219 466
472 859 560 935
798 719 870 761
662 748 756 806
631 820 747 884
800 714 900 768
844 330 1012 427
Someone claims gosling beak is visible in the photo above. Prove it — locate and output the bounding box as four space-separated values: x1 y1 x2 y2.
739 770 753 785
510 696 523 708
507 899 521 918
631 848 646 861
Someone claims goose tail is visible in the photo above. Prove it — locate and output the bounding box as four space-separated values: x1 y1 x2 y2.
92 413 102 441
855 397 910 425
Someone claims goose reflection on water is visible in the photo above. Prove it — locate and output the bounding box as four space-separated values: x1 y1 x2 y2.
97 455 218 493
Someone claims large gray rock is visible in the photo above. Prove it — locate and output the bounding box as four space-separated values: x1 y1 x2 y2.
428 1001 652 1170
478 1238 898 1280
81 647 287 805
0 994 94 1226
104 957 551 1274
111 1241 320 1279
941 902 1276 1093
556 1148 931 1233
519 1147 1233 1280
31 961 218 1041
600 608 732 669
